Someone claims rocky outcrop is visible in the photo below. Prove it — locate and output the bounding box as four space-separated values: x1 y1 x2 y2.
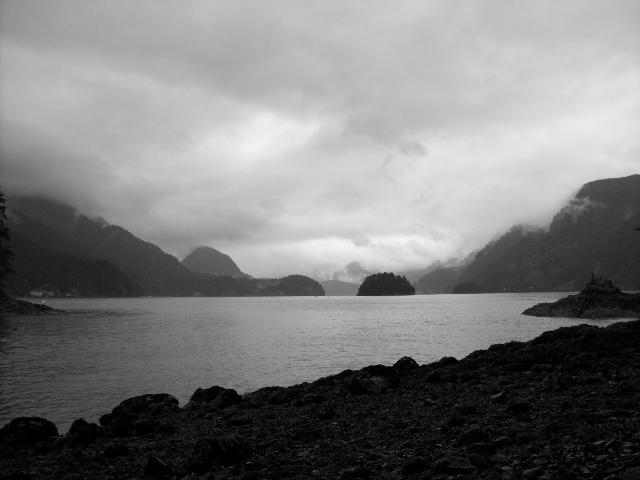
98 394 180 437
1 320 639 479
186 386 242 409
523 275 640 318
67 419 103 446
0 296 60 315
0 417 58 446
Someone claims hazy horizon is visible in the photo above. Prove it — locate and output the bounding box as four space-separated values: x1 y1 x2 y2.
1 1 638 278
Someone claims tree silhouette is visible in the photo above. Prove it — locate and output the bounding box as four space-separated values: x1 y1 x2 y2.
0 189 13 298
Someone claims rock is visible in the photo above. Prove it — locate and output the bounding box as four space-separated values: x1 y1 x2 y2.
453 403 477 415
431 451 476 474
401 456 430 477
393 356 419 372
345 374 393 394
523 275 640 318
103 443 130 457
99 393 179 437
215 388 242 408
433 356 458 368
459 428 490 445
492 436 512 449
490 391 507 403
187 386 241 409
144 455 172 477
507 399 531 415
522 466 543 478
188 434 250 471
225 413 251 426
0 417 58 446
0 473 32 480
67 418 103 446
468 442 496 457
619 466 640 480
297 393 324 405
468 452 492 469
340 466 372 479
244 386 294 406
317 405 337 420
238 473 264 480
188 386 225 404
447 411 465 427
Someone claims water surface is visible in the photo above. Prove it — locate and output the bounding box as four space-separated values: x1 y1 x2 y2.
0 294 626 432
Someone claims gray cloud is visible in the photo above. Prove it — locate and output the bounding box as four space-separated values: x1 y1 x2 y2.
1 0 638 277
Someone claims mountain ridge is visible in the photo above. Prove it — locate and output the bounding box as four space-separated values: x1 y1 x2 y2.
182 246 249 278
5 196 323 298
416 174 640 293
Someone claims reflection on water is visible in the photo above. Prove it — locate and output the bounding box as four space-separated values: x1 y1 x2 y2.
0 294 625 432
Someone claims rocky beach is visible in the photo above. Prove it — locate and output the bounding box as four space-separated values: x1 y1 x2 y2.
2 319 639 480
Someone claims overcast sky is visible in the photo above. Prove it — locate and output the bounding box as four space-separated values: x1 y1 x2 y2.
1 1 638 279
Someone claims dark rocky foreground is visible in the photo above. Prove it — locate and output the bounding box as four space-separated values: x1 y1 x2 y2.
523 276 640 319
0 296 60 316
2 320 640 480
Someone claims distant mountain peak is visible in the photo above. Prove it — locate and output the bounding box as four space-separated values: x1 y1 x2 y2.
415 174 640 293
330 261 372 283
182 246 249 278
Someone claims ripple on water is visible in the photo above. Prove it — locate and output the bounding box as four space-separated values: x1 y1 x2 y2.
0 294 626 432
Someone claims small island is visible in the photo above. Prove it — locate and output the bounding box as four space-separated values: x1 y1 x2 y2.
523 274 640 318
357 272 415 296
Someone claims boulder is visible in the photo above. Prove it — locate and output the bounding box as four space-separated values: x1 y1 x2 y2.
99 393 179 437
393 356 419 372
187 386 242 409
67 418 103 446
0 417 58 446
243 386 295 407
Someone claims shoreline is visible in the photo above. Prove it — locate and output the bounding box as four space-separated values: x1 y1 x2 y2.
0 296 64 316
2 319 639 479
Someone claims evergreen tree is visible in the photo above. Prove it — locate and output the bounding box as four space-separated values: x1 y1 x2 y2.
0 189 13 298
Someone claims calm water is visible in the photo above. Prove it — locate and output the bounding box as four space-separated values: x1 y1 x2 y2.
0 294 628 432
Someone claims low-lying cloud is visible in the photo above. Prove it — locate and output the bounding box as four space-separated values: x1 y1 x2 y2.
1 0 638 277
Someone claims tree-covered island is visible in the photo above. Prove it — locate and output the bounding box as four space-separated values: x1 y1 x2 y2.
357 272 415 296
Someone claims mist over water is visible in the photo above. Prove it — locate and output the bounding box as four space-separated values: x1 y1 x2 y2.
0 295 627 432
